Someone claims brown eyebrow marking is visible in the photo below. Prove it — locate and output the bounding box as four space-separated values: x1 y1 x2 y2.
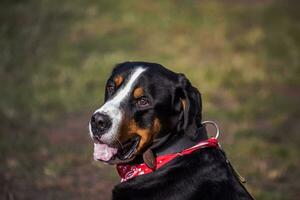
133 87 144 99
114 75 124 87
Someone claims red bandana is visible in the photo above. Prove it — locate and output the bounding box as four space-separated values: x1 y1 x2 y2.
116 137 219 182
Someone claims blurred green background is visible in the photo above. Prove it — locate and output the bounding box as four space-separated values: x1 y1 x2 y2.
1 0 299 199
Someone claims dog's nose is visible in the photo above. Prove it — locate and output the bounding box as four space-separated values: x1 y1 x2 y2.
91 112 112 135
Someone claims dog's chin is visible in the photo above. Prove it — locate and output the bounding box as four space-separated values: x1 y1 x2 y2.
93 135 141 164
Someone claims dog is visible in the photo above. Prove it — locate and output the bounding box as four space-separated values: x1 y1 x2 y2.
89 61 254 200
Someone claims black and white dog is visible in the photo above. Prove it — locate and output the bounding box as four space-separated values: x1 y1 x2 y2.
89 61 254 200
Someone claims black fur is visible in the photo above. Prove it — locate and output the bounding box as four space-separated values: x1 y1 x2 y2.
113 148 253 200
99 61 254 200
175 73 202 138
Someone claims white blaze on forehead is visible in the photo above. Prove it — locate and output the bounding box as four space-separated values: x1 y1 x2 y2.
106 67 147 107
92 67 147 144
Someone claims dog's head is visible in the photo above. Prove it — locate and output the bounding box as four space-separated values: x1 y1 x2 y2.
89 62 202 164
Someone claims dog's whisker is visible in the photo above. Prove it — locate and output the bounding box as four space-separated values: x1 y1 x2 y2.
116 138 124 149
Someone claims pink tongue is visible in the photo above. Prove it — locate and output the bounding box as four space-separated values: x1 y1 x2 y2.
93 143 118 161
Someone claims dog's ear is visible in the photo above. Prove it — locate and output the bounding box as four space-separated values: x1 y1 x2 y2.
174 73 202 138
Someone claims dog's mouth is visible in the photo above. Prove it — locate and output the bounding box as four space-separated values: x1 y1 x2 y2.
93 135 141 164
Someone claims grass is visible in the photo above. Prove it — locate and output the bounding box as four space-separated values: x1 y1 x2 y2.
1 0 299 199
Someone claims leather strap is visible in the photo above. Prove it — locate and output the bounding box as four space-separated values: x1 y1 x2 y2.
153 125 208 156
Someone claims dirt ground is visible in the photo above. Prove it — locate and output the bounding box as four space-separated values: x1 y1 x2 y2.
2 110 299 200
1 112 119 200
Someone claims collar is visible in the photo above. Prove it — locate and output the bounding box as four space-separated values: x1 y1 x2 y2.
153 125 208 156
116 137 219 182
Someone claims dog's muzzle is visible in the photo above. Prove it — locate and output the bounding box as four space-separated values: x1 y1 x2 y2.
90 111 141 163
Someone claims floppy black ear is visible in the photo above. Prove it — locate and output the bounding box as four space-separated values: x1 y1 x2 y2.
175 73 202 138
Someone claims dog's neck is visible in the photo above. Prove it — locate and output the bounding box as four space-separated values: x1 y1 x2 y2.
128 125 208 165
152 125 208 156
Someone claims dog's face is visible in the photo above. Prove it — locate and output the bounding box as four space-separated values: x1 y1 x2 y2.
89 62 202 164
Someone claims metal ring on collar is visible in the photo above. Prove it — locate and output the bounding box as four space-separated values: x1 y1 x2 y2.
201 120 220 139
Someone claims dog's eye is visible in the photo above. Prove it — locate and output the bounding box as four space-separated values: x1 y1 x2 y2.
107 85 115 94
136 97 149 107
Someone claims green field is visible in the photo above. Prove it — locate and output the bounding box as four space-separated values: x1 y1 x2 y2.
1 0 299 199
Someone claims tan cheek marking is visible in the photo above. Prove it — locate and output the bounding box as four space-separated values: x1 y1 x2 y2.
114 75 124 87
125 120 151 152
118 119 130 141
118 120 143 143
135 118 161 153
118 118 161 153
133 87 144 99
136 129 151 152
152 118 161 136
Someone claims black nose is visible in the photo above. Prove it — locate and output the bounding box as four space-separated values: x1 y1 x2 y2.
91 112 112 135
